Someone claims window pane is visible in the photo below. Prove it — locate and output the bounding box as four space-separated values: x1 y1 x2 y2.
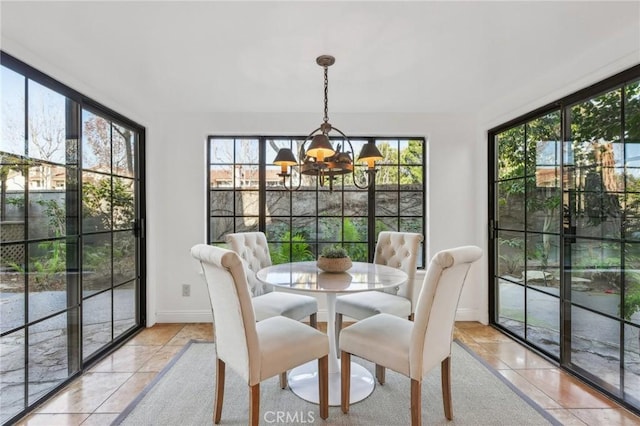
234 164 259 189
571 307 620 391
400 192 422 216
624 243 640 326
265 218 290 241
375 191 398 216
265 190 290 216
376 217 398 233
209 139 233 164
235 217 258 233
82 109 111 173
114 231 136 285
83 172 111 232
526 288 560 357
27 80 66 164
113 177 135 230
377 139 399 164
112 123 135 177
376 165 399 185
29 312 71 404
497 179 525 231
399 217 422 234
400 166 423 186
344 191 367 216
526 174 560 233
319 217 341 242
210 190 233 216
497 125 525 180
28 165 67 239
210 217 233 242
1 242 25 332
1 66 26 157
27 239 67 322
497 278 524 338
399 139 423 164
497 231 525 279
571 239 621 314
210 165 232 188
624 324 640 402
525 234 559 296
235 138 259 164
235 190 258 215
83 290 112 359
114 281 136 338
1 329 25 423
83 233 112 296
292 191 317 216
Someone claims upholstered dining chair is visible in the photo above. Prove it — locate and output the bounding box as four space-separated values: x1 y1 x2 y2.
335 231 423 379
225 232 318 328
191 244 329 425
339 245 482 426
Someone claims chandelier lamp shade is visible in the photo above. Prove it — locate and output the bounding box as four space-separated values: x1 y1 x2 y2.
273 55 383 191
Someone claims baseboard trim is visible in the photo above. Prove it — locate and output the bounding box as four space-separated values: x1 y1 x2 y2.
155 310 212 323
155 307 482 324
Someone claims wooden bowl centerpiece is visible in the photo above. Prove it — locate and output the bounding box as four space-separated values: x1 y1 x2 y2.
317 246 352 273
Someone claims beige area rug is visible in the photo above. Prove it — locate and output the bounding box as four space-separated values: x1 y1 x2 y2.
114 341 560 425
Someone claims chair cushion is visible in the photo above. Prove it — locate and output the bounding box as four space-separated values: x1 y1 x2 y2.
339 313 412 377
256 316 329 383
252 291 318 322
336 291 411 320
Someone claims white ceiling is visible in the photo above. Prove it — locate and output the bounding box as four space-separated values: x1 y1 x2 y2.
1 1 639 116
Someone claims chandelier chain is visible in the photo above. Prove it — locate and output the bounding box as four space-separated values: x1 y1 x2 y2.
323 65 329 124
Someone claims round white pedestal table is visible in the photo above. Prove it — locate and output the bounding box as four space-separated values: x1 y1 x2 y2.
256 261 408 406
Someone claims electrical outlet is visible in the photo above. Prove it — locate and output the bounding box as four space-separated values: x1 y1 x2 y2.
182 284 191 297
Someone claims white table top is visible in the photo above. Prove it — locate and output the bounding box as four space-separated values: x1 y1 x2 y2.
256 261 408 293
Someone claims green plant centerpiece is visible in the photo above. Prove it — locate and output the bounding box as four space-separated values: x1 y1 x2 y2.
317 245 352 273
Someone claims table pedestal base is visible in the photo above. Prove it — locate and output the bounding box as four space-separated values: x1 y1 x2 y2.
287 360 375 406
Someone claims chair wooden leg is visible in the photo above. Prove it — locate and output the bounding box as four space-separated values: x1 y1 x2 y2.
411 379 421 426
341 351 351 413
214 359 225 424
318 355 329 419
375 364 386 385
280 372 287 389
335 313 343 358
441 356 453 420
309 313 318 329
249 383 260 426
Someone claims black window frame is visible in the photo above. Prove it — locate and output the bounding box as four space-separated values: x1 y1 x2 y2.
207 135 426 267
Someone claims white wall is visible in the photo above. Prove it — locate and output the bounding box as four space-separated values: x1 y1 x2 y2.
148 112 485 324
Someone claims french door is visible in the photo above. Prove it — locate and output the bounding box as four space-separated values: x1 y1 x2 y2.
0 52 146 424
489 65 640 413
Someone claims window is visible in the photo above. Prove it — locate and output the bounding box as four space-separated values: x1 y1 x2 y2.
489 64 640 413
0 52 145 425
208 136 426 267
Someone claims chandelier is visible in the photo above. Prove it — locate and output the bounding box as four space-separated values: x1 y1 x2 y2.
273 55 383 191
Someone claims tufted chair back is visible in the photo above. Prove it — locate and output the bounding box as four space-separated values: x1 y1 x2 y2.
410 245 482 380
225 232 273 296
374 231 424 310
190 244 260 384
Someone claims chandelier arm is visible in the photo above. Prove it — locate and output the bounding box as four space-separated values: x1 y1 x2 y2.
281 169 303 192
331 126 376 190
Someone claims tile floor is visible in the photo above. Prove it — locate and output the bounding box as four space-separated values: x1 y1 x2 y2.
15 321 640 425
